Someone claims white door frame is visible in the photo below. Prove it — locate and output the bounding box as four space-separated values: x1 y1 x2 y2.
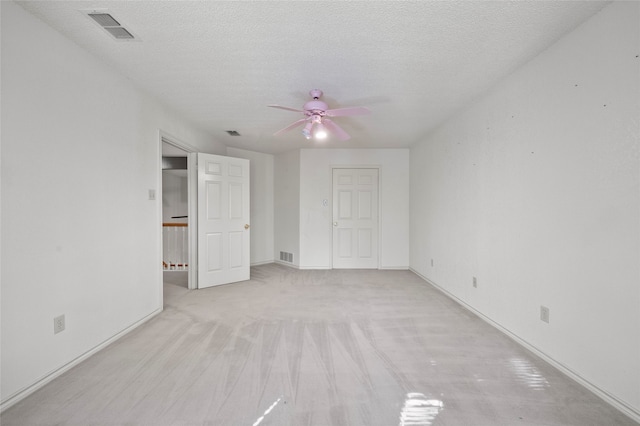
158 131 199 291
331 165 382 269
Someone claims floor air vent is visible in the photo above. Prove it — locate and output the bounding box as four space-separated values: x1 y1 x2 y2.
279 251 293 263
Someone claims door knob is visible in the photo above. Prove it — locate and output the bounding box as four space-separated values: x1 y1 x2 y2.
333 222 338 227
245 224 250 230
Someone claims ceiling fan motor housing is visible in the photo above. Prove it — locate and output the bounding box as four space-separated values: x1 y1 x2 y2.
303 100 328 115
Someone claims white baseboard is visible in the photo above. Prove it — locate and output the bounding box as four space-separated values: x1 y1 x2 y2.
272 260 326 270
251 259 274 266
0 307 163 413
274 260 299 269
273 263 409 271
273 260 346 270
270 259 410 275
409 268 640 424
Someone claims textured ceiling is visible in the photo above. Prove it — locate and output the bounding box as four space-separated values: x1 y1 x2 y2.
17 1 609 154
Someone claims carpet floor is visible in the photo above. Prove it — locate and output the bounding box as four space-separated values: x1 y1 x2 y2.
2 264 636 425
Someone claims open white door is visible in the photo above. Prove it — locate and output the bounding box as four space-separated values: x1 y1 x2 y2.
332 168 379 269
196 153 250 288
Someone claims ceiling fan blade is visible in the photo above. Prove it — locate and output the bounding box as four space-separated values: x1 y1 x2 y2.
323 118 350 141
325 106 371 117
268 105 303 113
274 118 308 136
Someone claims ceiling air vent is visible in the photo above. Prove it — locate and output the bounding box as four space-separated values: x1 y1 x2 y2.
226 130 241 136
87 12 136 40
88 13 119 27
104 26 134 40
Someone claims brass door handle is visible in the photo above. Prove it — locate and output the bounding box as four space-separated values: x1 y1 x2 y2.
245 224 250 230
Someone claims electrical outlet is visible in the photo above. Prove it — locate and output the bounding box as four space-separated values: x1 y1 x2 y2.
148 189 156 201
473 277 477 288
54 315 65 334
540 306 550 323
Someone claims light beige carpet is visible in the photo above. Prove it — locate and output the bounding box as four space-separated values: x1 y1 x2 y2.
2 264 636 425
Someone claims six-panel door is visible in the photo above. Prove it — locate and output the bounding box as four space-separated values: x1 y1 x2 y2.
332 168 379 269
197 153 250 288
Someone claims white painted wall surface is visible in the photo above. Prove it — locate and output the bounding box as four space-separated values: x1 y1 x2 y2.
227 147 275 265
274 150 301 267
299 149 409 269
162 171 188 223
410 1 639 417
1 1 226 405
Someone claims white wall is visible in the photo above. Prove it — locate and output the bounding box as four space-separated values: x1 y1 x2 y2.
226 147 275 265
162 171 188 223
410 1 639 418
299 149 410 269
274 150 301 267
0 1 226 405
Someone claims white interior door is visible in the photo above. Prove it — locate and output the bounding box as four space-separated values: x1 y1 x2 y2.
332 168 379 269
197 153 250 288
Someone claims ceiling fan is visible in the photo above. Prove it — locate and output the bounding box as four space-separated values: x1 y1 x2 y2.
268 89 370 141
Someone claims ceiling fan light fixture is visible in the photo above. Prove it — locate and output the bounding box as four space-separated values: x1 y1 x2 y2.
269 89 370 142
314 123 328 140
302 122 313 139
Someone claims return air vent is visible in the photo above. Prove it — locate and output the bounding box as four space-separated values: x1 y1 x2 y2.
86 12 136 40
279 251 293 263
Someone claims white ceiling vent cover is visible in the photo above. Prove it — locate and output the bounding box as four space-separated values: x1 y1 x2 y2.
105 27 134 40
86 12 136 40
88 13 119 27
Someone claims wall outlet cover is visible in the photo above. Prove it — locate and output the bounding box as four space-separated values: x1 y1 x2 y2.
540 306 550 323
54 315 65 334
